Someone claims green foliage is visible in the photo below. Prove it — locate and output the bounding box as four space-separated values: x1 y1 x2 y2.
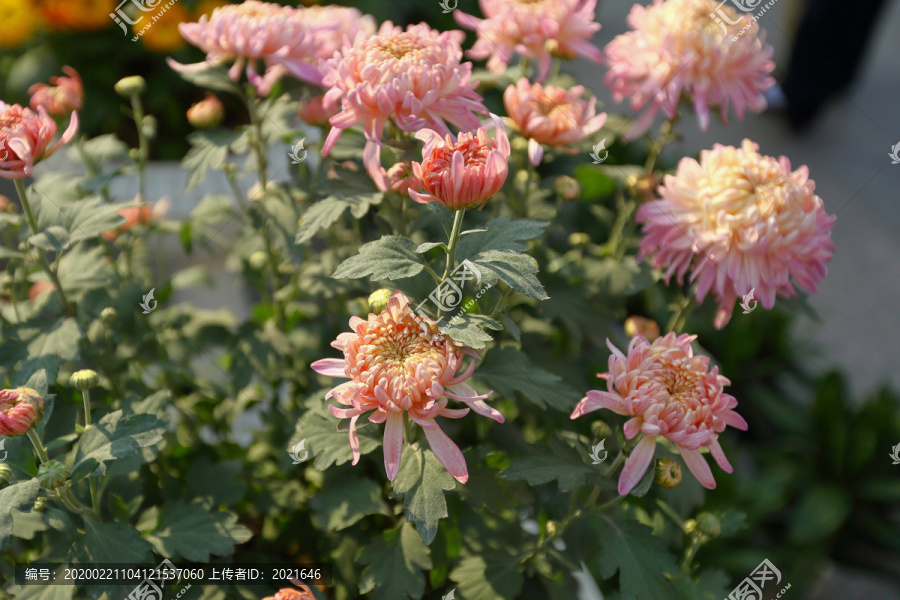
359 523 433 600
390 443 457 545
332 236 425 281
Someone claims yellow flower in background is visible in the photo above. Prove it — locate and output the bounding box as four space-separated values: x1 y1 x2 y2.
194 0 231 18
37 0 116 31
0 0 40 47
135 3 190 53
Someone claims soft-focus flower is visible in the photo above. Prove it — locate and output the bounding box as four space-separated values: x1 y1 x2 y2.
28 66 84 116
636 139 835 329
0 0 40 47
320 22 487 190
604 0 775 138
624 316 660 342
169 1 370 95
298 96 337 127
409 115 510 211
571 333 747 495
0 102 78 180
102 198 169 241
0 387 44 436
556 176 581 201
28 281 54 300
503 78 606 165
114 76 146 98
386 162 423 197
455 0 604 81
187 93 224 128
302 4 376 60
36 0 115 31
137 3 190 52
311 291 503 483
261 586 315 600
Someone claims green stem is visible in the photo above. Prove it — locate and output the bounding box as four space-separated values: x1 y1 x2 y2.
81 388 100 512
681 536 703 573
130 95 148 201
606 451 626 478
26 429 49 464
644 116 679 174
14 180 73 316
656 498 686 530
665 293 696 334
605 191 636 259
59 487 101 521
595 494 627 512
441 209 466 281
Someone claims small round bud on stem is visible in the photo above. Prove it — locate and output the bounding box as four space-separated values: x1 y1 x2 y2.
368 289 393 314
248 251 268 271
38 460 68 490
683 518 697 534
696 512 721 538
555 176 581 201
654 457 682 489
114 76 146 98
187 93 224 129
625 316 661 342
100 307 117 325
69 370 99 391
590 420 612 441
0 463 13 487
568 232 591 248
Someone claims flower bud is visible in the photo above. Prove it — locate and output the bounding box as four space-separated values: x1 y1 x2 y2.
298 95 336 127
100 307 117 325
386 162 422 196
624 316 660 342
38 460 68 490
545 520 558 537
368 289 393 314
654 457 682 489
0 388 44 436
590 420 612 441
555 175 581 201
626 172 660 202
0 463 13 487
141 115 157 139
568 232 591 247
696 512 721 538
187 93 224 129
683 518 697 534
115 76 146 98
69 370 99 391
0 195 9 212
33 496 47 512
248 251 268 271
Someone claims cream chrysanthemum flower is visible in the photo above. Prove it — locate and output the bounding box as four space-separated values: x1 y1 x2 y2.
311 291 503 483
637 139 836 329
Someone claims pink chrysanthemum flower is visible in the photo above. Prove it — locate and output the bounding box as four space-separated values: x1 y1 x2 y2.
503 78 606 166
320 22 487 190
0 102 78 180
637 139 836 329
28 66 83 116
386 162 423 196
409 115 510 211
168 1 373 95
572 333 747 495
311 291 503 483
0 387 44 437
604 0 775 139
455 0 604 81
261 585 315 600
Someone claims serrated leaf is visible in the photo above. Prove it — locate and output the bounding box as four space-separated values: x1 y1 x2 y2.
186 458 248 506
390 442 456 544
296 193 383 244
57 245 115 301
332 236 424 281
473 250 548 301
359 523 432 600
183 130 243 191
0 478 41 550
674 569 732 600
78 134 129 161
144 500 252 562
416 242 446 254
450 554 524 600
20 318 82 361
6 577 75 600
190 194 234 224
476 347 580 411
70 410 169 481
293 396 380 470
31 195 126 244
74 520 155 600
310 469 389 531
593 516 680 600
457 216 548 257
500 439 603 492
441 313 502 350
28 226 70 251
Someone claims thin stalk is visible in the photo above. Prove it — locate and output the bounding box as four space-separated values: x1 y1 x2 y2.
81 388 100 514
441 209 466 281
666 293 696 334
59 487 101 521
26 429 49 464
130 95 149 201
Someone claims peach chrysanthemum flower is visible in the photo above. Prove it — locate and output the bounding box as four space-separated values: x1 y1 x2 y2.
303 4 377 62
261 585 315 600
0 102 78 180
28 66 83 116
320 22 487 190
571 333 747 495
503 78 606 166
386 162 423 197
311 291 503 483
604 0 775 139
636 139 836 329
168 1 372 95
409 115 510 211
454 0 604 81
0 387 44 437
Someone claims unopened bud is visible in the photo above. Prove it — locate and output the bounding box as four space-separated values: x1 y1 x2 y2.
0 463 12 487
69 370 99 391
248 251 268 271
114 76 146 98
696 512 721 538
128 148 140 161
625 172 660 202
683 519 697 534
654 457 682 489
624 316 660 342
590 420 612 441
555 176 581 200
568 232 591 247
187 93 224 129
141 115 157 139
100 307 117 325
38 460 68 490
545 520 558 537
33 496 48 512
368 289 393 314
0 387 44 436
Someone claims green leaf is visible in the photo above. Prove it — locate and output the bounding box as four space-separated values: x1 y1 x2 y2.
0 478 41 550
390 442 457 545
674 569 732 600
76 134 129 162
186 458 248 506
31 195 126 245
28 226 70 251
472 250 548 301
788 484 852 544
6 577 75 600
592 516 680 600
70 410 169 481
74 520 155 600
450 554 524 600
183 130 243 191
190 194 234 224
457 216 548 257
415 242 447 254
441 313 502 350
476 347 580 412
175 66 243 94
11 506 74 540
310 469 390 531
144 500 252 562
332 236 425 281
293 396 380 470
20 318 82 361
359 523 432 600
57 245 115 301
296 193 383 245
501 439 604 492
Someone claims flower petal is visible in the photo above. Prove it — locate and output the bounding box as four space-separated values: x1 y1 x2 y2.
383 411 405 480
679 447 716 489
422 421 468 483
618 436 657 495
